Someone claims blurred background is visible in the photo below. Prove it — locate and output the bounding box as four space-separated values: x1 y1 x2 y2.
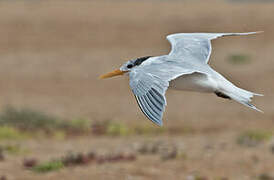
0 0 273 179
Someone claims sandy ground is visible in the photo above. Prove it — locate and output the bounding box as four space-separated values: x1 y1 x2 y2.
0 0 274 179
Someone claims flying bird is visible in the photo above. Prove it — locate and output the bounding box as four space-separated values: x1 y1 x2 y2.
100 32 263 126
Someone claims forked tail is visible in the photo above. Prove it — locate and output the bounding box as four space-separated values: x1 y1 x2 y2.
222 86 263 112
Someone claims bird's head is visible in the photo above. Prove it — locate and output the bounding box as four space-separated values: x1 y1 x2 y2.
99 56 152 79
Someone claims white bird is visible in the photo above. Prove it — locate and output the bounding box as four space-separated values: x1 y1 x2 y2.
100 32 263 126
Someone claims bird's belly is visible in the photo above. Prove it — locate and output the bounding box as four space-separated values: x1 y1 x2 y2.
169 72 217 93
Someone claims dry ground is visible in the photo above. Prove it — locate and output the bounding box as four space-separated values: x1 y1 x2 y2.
0 0 274 179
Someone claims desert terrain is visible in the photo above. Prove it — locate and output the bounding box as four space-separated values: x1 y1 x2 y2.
0 0 274 179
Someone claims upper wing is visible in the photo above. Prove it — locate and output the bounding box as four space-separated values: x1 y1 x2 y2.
129 60 195 126
166 32 261 64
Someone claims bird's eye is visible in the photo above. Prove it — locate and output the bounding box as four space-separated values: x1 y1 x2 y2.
127 64 133 68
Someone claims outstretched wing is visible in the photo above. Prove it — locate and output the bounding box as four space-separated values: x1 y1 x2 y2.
129 69 169 126
129 60 196 126
167 32 262 64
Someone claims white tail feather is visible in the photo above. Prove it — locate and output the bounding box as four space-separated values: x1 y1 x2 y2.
224 87 263 112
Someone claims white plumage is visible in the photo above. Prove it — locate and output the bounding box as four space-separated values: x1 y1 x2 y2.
100 32 263 126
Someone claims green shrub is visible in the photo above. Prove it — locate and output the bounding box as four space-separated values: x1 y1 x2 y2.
106 122 131 136
237 130 272 147
0 144 28 155
134 125 166 135
0 126 27 140
62 118 91 134
32 160 64 173
91 121 166 136
0 106 91 135
0 106 61 132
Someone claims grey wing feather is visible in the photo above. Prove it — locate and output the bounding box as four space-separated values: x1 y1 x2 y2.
129 57 198 126
166 32 262 64
135 91 164 125
129 69 169 126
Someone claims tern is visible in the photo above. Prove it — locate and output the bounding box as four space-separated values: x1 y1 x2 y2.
100 32 263 126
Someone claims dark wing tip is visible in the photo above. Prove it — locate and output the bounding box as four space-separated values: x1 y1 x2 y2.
133 87 166 126
134 94 164 126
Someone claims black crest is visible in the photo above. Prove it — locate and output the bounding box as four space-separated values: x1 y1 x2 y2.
133 56 153 66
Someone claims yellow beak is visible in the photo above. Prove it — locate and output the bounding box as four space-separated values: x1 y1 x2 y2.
99 69 125 79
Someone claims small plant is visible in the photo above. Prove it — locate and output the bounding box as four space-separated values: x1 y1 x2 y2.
0 106 61 132
0 144 21 154
134 125 166 135
0 106 92 136
25 150 136 173
91 121 166 136
177 151 187 160
91 121 132 136
0 126 27 140
91 121 109 135
0 144 29 156
61 151 95 166
106 122 131 136
237 130 272 147
62 118 91 134
52 130 66 140
227 54 250 65
31 160 64 173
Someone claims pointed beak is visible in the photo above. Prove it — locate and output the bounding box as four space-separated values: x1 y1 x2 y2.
99 69 125 79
